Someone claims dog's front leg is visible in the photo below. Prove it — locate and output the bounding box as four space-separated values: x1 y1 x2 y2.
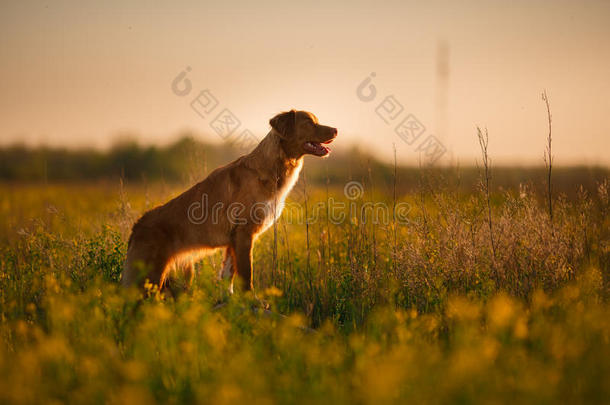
233 228 254 291
219 248 234 280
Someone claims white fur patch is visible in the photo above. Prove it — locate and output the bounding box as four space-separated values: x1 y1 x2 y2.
259 160 303 233
219 254 233 280
219 253 234 294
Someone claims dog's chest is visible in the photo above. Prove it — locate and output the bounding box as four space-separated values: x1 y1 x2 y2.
258 160 303 232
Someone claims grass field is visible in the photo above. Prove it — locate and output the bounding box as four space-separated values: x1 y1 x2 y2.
1 165 609 403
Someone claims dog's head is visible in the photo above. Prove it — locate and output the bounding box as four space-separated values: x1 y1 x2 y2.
270 110 337 158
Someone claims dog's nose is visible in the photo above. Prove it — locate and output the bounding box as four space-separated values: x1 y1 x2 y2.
330 127 337 135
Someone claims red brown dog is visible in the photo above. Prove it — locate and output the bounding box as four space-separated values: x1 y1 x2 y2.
122 110 337 292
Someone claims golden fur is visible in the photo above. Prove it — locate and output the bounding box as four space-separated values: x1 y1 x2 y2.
121 110 337 292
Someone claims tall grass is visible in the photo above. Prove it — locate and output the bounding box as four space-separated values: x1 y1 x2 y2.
0 163 609 403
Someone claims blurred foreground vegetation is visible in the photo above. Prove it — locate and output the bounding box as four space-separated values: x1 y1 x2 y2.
0 143 609 403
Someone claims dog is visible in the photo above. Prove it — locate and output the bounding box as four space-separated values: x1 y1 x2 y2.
121 110 337 293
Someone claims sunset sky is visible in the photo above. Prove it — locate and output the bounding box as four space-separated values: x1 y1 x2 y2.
1 0 609 165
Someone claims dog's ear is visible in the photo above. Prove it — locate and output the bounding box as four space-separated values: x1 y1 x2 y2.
270 110 296 138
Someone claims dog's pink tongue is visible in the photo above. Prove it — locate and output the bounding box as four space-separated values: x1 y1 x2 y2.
304 142 330 156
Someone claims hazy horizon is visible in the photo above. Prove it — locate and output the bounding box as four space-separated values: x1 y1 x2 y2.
1 0 609 166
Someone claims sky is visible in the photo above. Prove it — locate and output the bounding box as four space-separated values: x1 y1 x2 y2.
1 0 609 165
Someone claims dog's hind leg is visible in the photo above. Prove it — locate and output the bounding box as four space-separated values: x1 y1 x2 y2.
122 242 170 290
